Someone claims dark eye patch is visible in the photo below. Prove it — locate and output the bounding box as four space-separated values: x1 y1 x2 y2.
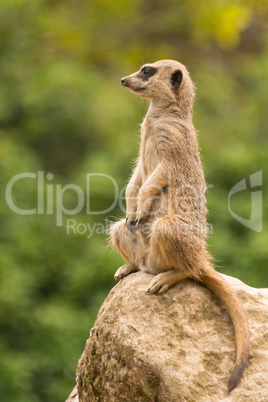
138 66 158 81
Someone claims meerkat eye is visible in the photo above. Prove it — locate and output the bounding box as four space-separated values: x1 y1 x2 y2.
141 67 152 75
140 66 157 79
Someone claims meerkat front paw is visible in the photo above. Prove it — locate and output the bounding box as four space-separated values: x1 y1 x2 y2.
126 209 138 230
114 264 138 280
135 205 151 229
135 215 149 229
126 217 137 230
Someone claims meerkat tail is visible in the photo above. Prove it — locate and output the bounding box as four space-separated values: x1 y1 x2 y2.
201 265 250 393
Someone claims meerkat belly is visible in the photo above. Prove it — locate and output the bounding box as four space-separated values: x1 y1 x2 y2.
141 136 160 181
140 132 167 217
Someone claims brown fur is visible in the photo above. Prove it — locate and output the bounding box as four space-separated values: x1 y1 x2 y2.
109 60 250 392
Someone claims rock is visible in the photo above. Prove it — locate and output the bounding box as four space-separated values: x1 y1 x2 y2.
75 272 268 401
66 386 79 402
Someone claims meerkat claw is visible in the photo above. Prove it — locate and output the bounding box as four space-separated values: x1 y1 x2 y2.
127 219 137 230
136 217 147 229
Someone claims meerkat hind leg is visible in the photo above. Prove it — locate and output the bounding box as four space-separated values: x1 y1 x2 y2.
114 264 139 280
147 269 188 295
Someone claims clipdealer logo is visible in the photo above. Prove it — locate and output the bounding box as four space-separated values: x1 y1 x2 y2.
5 172 122 227
4 170 263 235
228 170 262 233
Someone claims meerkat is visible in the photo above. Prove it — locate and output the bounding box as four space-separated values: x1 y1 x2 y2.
109 60 250 393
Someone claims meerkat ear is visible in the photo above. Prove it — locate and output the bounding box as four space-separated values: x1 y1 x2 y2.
171 70 183 90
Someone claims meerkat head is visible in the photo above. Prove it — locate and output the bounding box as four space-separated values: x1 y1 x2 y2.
121 60 195 114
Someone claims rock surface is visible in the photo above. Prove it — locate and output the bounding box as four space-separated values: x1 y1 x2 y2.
74 272 268 401
66 386 78 402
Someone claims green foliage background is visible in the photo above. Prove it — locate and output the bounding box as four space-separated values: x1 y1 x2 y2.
0 1 267 400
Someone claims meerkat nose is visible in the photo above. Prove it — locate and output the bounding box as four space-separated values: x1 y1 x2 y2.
121 78 126 86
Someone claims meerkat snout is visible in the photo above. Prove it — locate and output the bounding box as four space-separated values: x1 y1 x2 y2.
121 78 126 86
